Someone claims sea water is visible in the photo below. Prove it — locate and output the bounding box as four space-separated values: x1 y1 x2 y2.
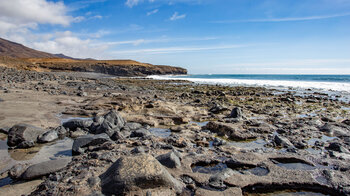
148 74 350 101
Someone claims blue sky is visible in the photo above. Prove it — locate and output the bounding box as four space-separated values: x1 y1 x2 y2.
1 0 350 74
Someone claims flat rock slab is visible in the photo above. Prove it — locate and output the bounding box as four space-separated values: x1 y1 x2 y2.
21 159 70 180
72 133 110 155
100 154 184 195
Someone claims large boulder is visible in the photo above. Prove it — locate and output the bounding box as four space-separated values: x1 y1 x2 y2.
62 119 93 131
100 154 184 195
72 133 110 155
21 159 70 180
92 110 126 137
7 124 46 147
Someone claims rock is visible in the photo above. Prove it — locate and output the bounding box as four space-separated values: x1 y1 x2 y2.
228 107 244 119
72 133 111 155
70 128 87 138
9 164 28 179
17 140 35 148
320 123 349 137
54 126 67 137
326 142 349 153
77 91 87 97
274 135 294 148
209 168 235 189
100 154 184 195
131 146 145 154
21 159 70 180
204 122 257 141
111 131 129 141
130 128 151 137
62 119 93 131
170 125 184 133
122 122 143 131
38 130 58 143
342 119 350 126
209 104 228 114
156 151 181 168
7 124 46 147
93 110 126 137
212 137 226 146
88 177 101 187
0 127 10 134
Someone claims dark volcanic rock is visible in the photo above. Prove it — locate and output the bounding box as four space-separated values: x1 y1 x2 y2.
0 127 10 134
130 128 151 138
100 154 184 195
156 151 181 168
209 104 228 114
93 110 126 137
122 122 143 131
7 124 46 147
21 159 70 180
228 107 244 119
274 135 294 148
62 119 93 131
72 133 110 155
38 129 59 143
326 142 349 153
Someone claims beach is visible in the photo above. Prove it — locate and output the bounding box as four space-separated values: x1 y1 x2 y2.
0 66 350 195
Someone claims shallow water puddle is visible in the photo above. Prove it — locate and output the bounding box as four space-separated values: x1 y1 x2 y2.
192 162 228 174
149 128 171 138
307 135 338 146
245 190 329 196
0 177 13 188
0 138 73 175
245 167 269 176
192 161 269 176
59 114 92 124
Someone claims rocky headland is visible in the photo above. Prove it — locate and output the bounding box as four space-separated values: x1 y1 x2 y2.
0 66 350 196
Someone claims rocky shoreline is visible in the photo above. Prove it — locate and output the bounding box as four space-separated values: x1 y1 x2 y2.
0 66 350 196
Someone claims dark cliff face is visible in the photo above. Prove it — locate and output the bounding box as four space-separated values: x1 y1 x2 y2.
37 61 187 76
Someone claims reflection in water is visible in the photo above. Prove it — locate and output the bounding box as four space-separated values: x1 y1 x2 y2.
0 138 73 174
9 146 42 161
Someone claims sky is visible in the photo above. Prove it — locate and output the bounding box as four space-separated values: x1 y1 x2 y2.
0 0 350 74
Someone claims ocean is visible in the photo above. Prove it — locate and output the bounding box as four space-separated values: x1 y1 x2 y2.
148 74 350 93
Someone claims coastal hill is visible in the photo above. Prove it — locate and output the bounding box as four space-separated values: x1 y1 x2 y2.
0 37 187 76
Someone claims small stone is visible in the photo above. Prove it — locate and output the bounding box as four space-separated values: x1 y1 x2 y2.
156 151 181 168
38 130 59 143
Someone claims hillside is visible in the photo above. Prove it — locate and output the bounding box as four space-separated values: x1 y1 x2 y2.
0 38 56 58
0 38 187 76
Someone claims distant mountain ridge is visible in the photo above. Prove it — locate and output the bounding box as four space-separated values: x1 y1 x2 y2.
0 38 58 58
0 37 187 76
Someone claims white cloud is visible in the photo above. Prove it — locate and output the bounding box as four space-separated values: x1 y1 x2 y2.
0 0 71 26
104 36 219 46
170 12 186 21
31 31 109 59
213 12 350 23
111 44 248 55
147 9 159 16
